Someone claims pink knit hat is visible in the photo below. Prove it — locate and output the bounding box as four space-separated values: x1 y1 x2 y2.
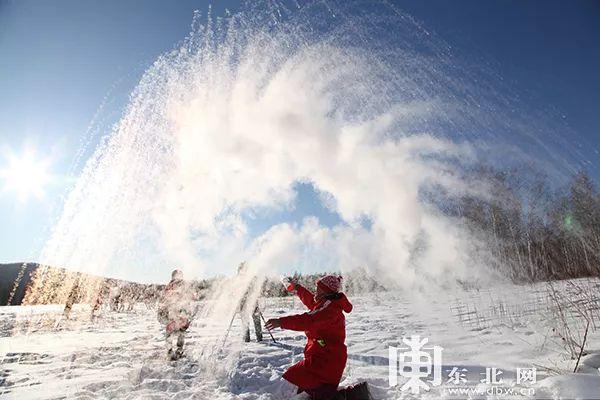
316 275 343 293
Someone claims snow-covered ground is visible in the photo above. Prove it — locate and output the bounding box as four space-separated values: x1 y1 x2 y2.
2 280 600 399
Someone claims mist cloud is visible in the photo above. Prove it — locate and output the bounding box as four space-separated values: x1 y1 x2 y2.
38 6 492 289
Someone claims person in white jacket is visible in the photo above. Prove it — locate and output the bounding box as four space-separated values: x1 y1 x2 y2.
157 269 198 360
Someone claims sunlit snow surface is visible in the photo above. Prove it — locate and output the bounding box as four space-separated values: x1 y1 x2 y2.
2 281 600 399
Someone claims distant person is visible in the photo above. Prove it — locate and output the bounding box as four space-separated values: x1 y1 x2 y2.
265 275 370 400
122 286 135 312
63 279 81 319
90 280 110 320
157 269 198 360
109 285 122 312
237 262 264 342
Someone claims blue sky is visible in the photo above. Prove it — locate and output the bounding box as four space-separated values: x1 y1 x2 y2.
0 0 598 270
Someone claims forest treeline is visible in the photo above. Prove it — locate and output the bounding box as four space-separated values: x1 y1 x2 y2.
447 167 599 282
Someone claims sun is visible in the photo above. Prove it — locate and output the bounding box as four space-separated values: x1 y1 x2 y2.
0 150 52 202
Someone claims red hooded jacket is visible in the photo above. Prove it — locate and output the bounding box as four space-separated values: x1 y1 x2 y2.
279 284 353 390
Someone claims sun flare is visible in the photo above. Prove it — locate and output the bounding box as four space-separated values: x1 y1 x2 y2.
0 150 52 202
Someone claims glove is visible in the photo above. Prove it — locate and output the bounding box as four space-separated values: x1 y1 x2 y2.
166 317 190 334
281 276 296 292
166 321 176 334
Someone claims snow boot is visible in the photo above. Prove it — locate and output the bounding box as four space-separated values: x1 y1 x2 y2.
335 382 372 400
303 385 338 400
168 348 184 361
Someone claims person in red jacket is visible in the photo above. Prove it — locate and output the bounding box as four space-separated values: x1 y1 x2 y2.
265 275 353 399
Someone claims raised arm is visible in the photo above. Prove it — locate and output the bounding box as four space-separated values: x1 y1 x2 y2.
295 284 316 310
